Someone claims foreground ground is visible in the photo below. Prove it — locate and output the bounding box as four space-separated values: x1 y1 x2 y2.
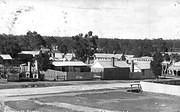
1 80 180 112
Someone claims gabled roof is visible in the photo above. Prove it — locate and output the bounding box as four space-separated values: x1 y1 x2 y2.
52 61 87 67
91 61 115 68
91 60 130 68
0 54 12 60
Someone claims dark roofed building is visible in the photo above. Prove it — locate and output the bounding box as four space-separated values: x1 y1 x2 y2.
91 60 130 80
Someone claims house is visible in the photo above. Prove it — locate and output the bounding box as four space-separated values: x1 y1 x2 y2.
161 60 171 76
94 53 122 61
168 61 180 76
127 56 153 64
52 61 90 72
129 62 155 79
50 52 75 61
19 51 40 57
19 60 39 80
0 54 21 81
91 59 130 80
0 54 12 66
49 61 92 80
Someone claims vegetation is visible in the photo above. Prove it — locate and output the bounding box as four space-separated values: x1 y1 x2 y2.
151 51 163 78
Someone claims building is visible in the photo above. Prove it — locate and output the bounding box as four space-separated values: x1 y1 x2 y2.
161 60 171 76
129 61 155 79
19 51 40 57
167 61 180 76
48 61 93 80
91 60 130 80
0 54 12 65
52 61 90 72
127 56 153 64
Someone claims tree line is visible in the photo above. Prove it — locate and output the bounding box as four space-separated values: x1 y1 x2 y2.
0 31 179 60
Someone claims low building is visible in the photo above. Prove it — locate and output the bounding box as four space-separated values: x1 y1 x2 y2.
168 61 180 76
161 60 171 76
0 54 12 66
19 51 40 57
127 56 153 64
51 61 92 80
52 61 90 72
91 60 130 80
130 62 155 79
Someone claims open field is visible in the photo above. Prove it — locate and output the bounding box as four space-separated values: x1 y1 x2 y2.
0 80 133 89
5 89 180 112
1 80 180 112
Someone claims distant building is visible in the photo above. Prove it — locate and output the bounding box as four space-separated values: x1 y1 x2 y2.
93 53 134 62
127 56 153 64
167 61 180 76
91 59 130 80
19 51 40 57
52 61 90 72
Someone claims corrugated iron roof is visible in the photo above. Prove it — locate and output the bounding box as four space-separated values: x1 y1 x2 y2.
0 54 12 60
92 60 130 68
20 51 40 56
52 61 87 67
135 62 151 70
115 61 130 68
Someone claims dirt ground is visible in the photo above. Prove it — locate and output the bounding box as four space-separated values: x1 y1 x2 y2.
5 89 180 112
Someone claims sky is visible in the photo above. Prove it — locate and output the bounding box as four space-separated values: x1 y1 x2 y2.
0 0 180 39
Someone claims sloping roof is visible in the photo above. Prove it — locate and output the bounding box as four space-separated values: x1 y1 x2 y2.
135 62 151 70
64 53 75 61
20 51 40 56
91 61 114 68
94 53 122 59
0 54 12 60
52 61 87 67
115 61 130 68
91 60 130 68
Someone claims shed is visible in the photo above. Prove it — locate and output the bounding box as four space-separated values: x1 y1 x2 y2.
130 62 155 79
91 60 130 80
52 61 90 72
0 54 12 66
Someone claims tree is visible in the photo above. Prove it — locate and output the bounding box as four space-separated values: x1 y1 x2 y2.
72 31 98 62
164 53 170 61
26 31 46 50
36 51 52 71
0 35 21 57
151 51 163 78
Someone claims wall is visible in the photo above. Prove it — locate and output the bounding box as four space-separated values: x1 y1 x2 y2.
129 72 143 79
44 69 67 81
103 68 130 80
140 81 180 96
7 73 19 81
67 72 94 80
129 70 155 80
44 69 98 81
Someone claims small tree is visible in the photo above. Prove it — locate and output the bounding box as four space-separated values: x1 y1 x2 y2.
151 51 163 78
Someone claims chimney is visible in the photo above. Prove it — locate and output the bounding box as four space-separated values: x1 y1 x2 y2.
131 60 134 72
